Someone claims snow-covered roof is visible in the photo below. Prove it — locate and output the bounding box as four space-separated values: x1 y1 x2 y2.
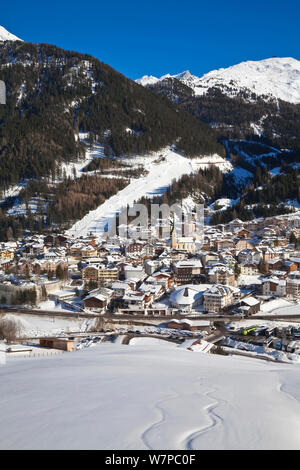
84 293 107 302
241 296 260 307
203 284 238 297
170 284 208 306
174 259 202 268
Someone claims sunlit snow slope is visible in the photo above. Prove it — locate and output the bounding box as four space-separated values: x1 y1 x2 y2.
137 57 300 104
1 342 300 450
67 148 230 238
0 25 22 42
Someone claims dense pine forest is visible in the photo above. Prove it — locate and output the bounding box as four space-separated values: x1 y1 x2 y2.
210 167 300 225
0 40 223 191
0 39 300 240
133 162 299 228
134 167 227 213
48 174 128 227
148 79 300 151
0 173 128 240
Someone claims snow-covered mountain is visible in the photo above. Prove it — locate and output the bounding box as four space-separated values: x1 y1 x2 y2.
0 25 22 42
137 57 300 104
136 70 194 87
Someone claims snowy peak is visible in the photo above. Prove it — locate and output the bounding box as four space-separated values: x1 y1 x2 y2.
173 70 192 80
198 57 300 103
135 75 160 86
136 70 197 87
136 57 300 104
0 25 22 42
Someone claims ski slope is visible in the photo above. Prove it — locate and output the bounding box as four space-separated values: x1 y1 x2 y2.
67 148 230 238
1 342 300 449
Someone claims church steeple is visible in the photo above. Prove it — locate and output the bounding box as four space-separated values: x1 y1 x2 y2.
171 212 177 249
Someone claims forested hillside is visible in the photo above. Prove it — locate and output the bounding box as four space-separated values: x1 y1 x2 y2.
1 39 300 238
148 80 300 151
0 41 223 190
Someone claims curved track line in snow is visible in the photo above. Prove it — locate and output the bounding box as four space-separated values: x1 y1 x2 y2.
140 390 180 450
140 376 227 451
181 388 226 450
178 376 227 450
277 381 300 405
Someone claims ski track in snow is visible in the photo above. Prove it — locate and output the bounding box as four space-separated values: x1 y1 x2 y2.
140 376 227 451
181 379 226 450
138 366 300 450
140 390 180 450
271 369 300 406
2 345 300 449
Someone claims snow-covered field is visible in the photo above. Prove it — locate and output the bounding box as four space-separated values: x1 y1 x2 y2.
67 148 230 238
1 342 300 450
2 313 95 338
257 299 300 315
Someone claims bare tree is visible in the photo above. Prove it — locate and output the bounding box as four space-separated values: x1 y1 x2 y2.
0 318 23 344
89 316 104 332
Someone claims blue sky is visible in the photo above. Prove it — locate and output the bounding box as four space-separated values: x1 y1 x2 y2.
2 0 300 79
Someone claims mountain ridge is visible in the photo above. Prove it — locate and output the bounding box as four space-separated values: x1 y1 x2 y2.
0 36 223 189
136 57 300 104
0 25 299 240
0 25 22 42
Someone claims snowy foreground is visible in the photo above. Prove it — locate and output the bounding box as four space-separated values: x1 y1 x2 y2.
1 342 300 450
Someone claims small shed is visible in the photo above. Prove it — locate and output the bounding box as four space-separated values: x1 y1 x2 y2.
84 293 107 310
166 319 211 332
39 337 74 352
240 296 261 314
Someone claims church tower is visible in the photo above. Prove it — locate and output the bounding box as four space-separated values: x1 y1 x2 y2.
171 212 177 249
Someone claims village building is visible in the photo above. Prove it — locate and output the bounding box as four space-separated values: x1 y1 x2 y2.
267 259 283 271
81 246 98 258
165 319 212 332
260 278 286 297
125 241 146 257
283 260 298 273
171 228 195 253
238 296 261 315
173 259 202 284
170 285 206 311
82 264 119 286
124 264 145 281
286 278 300 298
111 281 132 298
240 261 260 275
234 239 255 252
83 287 113 311
123 291 146 308
203 285 237 313
208 265 236 286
